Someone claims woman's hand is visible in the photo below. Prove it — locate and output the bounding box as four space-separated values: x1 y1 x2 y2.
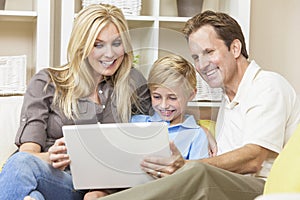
84 190 108 200
141 141 186 179
24 196 35 200
48 137 70 171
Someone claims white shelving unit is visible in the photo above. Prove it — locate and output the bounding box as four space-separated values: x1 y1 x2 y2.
57 0 251 107
0 0 51 94
58 0 250 73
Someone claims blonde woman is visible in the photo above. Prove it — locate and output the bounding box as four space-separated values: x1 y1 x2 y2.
0 4 151 200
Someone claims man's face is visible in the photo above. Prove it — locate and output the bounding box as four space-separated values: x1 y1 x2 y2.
188 25 237 89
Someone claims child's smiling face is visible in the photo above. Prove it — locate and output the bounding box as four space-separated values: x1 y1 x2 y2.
151 86 190 125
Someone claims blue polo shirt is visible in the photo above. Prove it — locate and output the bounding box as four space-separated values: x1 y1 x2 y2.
131 113 209 160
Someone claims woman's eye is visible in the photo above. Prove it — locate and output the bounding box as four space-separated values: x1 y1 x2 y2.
113 41 122 47
94 43 104 48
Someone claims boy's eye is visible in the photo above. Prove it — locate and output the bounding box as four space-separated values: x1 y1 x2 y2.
169 96 177 101
152 95 161 99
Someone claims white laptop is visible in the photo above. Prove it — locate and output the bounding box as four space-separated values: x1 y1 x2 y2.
62 122 170 190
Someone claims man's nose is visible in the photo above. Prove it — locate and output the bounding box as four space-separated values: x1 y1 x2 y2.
198 55 210 70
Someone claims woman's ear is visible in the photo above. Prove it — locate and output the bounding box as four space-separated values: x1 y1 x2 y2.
230 39 242 58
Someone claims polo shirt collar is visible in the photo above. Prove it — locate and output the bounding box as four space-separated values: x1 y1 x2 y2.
149 112 199 129
225 60 261 109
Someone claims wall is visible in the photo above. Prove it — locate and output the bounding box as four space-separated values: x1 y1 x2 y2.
250 0 300 94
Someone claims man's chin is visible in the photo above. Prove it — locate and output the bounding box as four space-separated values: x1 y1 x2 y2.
207 81 223 88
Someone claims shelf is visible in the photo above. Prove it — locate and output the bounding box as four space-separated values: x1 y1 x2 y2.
0 10 37 21
125 15 155 21
0 91 25 96
0 0 51 96
188 101 221 107
158 16 190 22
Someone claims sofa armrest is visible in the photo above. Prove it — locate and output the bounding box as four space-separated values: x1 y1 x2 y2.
0 96 23 167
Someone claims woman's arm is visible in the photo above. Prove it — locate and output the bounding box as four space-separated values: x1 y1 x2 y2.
19 142 50 163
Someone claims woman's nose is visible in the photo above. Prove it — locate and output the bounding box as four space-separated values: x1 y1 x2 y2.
104 45 114 58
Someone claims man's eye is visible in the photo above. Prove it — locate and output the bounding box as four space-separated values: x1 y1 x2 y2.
206 49 214 54
192 55 199 61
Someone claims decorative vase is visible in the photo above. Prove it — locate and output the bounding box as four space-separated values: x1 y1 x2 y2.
0 0 5 10
177 0 204 17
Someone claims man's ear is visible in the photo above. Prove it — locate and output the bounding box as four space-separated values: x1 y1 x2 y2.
230 39 242 58
188 89 197 101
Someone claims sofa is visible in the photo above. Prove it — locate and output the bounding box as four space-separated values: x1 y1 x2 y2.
0 96 23 169
1 95 300 198
254 123 300 199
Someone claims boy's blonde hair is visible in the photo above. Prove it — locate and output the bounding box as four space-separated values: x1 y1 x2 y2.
48 4 141 122
148 54 197 98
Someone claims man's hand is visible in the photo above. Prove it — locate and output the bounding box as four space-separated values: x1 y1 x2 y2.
141 141 186 179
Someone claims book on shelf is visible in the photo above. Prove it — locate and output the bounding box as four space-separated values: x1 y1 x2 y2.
192 73 223 102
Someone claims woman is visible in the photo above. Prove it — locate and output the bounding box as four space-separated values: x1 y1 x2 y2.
0 4 151 200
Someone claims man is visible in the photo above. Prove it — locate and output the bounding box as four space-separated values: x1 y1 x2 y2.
99 10 300 200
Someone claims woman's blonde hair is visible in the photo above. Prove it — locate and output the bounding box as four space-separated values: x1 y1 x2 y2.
148 54 197 98
48 4 138 122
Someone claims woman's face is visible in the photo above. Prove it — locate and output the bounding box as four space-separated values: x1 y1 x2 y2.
88 23 125 80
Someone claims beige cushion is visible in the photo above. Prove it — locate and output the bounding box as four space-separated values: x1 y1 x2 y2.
0 96 23 168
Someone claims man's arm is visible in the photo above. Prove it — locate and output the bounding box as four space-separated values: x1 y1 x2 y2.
141 142 278 177
199 144 277 174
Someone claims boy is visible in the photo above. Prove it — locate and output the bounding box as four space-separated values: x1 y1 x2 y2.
132 54 209 160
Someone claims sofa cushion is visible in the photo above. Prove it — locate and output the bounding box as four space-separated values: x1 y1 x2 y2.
264 123 300 194
0 96 23 171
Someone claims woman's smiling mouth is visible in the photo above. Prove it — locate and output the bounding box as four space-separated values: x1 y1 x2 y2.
101 60 115 67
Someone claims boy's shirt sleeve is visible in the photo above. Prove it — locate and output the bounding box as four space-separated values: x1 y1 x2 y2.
187 128 209 160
